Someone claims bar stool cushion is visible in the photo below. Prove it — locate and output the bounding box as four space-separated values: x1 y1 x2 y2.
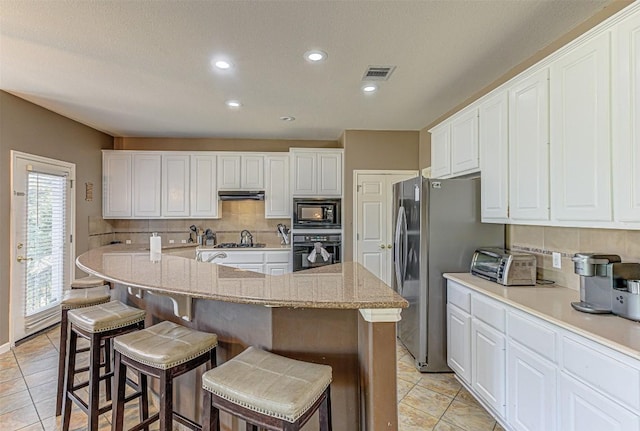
70 274 108 289
68 300 145 333
61 286 111 310
114 321 218 370
202 347 332 423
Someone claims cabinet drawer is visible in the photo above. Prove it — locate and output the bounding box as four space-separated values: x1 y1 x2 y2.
448 281 471 313
472 294 505 332
562 336 640 412
265 251 290 263
508 311 557 363
221 251 264 264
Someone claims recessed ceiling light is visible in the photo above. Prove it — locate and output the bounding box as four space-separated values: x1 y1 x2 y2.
280 116 296 122
214 60 232 70
362 84 378 93
226 100 242 108
304 50 327 62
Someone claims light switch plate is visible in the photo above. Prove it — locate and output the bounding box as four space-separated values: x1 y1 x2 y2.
552 252 561 269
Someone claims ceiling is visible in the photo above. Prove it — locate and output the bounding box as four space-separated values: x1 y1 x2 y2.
0 0 613 141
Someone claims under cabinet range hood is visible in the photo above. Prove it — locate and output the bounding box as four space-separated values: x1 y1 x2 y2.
218 190 265 201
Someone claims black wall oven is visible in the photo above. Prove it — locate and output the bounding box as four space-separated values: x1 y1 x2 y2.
293 198 341 229
292 232 342 272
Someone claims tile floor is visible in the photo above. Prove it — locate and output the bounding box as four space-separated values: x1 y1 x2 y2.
396 340 504 431
0 326 503 431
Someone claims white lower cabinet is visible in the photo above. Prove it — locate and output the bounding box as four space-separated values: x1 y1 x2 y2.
447 280 640 431
446 304 471 384
507 341 557 431
471 319 506 418
199 250 291 275
559 372 639 431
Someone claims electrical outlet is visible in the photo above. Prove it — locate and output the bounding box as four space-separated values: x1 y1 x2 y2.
552 252 562 269
169 239 175 244
181 239 187 244
125 239 131 245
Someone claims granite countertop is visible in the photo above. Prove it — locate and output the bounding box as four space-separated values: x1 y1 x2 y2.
77 244 408 310
444 272 640 360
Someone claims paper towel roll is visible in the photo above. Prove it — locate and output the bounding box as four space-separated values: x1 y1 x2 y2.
150 232 162 262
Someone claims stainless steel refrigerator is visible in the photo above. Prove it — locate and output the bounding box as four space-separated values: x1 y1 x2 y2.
392 176 504 372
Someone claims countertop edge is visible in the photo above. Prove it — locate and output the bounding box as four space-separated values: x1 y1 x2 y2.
77 245 408 310
444 272 640 361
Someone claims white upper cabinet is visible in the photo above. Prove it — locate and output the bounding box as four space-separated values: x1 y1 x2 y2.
132 153 162 218
317 152 342 196
430 108 479 179
550 32 612 222
613 12 640 224
162 154 190 217
451 108 480 175
217 154 264 190
479 91 509 222
508 68 550 221
190 154 219 218
241 155 265 190
291 149 342 196
430 123 451 178
103 151 132 218
217 155 242 189
264 154 290 218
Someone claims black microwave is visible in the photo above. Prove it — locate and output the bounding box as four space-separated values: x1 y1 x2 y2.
293 198 341 229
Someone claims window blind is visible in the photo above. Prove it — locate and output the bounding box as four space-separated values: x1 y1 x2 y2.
24 170 69 328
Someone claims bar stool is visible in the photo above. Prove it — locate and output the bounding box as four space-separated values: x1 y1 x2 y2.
201 347 332 431
55 285 112 416
112 320 218 431
70 274 109 289
62 300 146 431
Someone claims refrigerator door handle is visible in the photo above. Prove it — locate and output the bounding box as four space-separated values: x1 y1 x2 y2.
401 209 408 285
394 206 405 293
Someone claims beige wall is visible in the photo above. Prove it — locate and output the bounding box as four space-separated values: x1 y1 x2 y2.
342 130 419 261
115 137 340 151
0 91 113 345
419 127 431 171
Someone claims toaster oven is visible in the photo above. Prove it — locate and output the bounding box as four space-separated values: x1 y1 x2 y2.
470 248 537 286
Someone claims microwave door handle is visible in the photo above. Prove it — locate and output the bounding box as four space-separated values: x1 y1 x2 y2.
394 206 404 293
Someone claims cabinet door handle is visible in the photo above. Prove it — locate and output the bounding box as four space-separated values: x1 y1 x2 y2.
380 244 386 249
387 244 392 249
17 256 33 263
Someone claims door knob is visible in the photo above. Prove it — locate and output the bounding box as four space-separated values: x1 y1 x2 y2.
387 244 392 249
380 244 386 249
17 256 32 263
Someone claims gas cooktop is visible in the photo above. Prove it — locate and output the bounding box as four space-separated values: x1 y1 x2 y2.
213 243 266 248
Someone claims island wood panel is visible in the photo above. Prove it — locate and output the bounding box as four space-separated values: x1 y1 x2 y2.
114 285 395 431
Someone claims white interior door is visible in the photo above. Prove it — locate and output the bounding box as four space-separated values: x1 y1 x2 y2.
11 152 75 343
354 171 416 284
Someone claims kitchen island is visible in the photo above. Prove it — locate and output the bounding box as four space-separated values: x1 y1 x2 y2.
77 244 408 431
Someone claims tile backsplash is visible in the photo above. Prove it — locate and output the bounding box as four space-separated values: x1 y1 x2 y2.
88 201 289 249
507 225 640 290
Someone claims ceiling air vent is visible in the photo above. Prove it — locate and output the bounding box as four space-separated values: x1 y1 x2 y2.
362 65 396 81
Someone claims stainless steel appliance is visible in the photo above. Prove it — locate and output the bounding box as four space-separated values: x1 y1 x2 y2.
571 253 640 321
240 230 253 246
571 253 621 313
392 177 505 372
470 248 536 286
293 198 341 229
292 232 341 272
212 243 266 249
218 190 265 201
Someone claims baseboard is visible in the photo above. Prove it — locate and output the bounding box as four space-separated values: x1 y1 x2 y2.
0 342 11 355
